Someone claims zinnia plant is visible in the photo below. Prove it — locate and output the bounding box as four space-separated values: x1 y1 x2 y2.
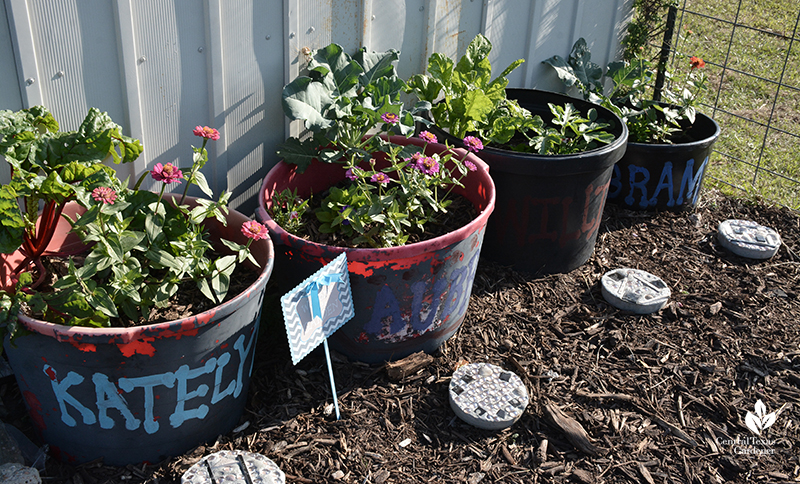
273 43 480 248
0 109 266 331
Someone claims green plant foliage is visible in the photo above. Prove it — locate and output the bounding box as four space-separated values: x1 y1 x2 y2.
408 34 616 154
544 38 707 144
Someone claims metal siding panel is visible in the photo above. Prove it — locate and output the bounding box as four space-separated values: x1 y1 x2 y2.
483 0 534 88
220 0 286 214
131 0 210 193
6 0 43 106
20 1 125 130
0 0 23 112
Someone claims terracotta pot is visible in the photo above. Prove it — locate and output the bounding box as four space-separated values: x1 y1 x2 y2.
3 197 275 466
257 136 495 363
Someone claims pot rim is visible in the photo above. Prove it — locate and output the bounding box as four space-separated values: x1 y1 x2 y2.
256 136 496 262
15 197 275 344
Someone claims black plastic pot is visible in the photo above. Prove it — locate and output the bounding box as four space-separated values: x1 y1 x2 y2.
430 89 628 275
607 108 720 211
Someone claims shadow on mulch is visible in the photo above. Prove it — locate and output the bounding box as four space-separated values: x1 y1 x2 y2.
2 189 799 483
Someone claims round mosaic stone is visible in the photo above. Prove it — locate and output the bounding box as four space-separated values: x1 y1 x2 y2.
718 219 781 259
601 268 670 314
182 450 285 484
449 363 528 430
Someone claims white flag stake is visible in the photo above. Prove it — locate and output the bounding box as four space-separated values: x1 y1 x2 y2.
281 253 354 421
322 339 341 420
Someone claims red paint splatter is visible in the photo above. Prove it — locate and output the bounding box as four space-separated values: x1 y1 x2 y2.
22 391 46 429
45 366 57 381
117 338 157 357
71 342 97 352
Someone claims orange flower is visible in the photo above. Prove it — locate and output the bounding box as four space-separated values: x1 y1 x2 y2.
690 56 706 70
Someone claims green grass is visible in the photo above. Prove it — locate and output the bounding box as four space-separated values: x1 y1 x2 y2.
669 0 800 209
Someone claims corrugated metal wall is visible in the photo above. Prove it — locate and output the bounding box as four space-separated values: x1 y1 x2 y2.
1 0 631 214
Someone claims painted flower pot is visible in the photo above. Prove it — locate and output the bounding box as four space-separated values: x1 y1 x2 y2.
3 198 275 466
257 136 495 364
607 108 720 211
429 89 628 275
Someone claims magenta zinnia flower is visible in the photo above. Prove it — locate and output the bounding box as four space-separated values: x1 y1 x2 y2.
150 163 184 184
371 172 390 185
463 136 484 152
345 168 358 181
193 126 220 140
464 160 477 172
91 186 117 205
241 220 269 240
381 113 399 125
419 131 437 144
416 156 440 175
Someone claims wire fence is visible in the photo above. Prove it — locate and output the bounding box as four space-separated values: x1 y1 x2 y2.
663 1 800 209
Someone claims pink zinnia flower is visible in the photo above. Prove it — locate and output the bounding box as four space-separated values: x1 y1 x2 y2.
150 163 184 184
91 186 117 205
419 131 437 144
416 156 440 175
345 168 358 181
381 113 399 125
370 172 390 185
193 126 220 140
241 220 269 240
464 160 477 172
463 136 484 152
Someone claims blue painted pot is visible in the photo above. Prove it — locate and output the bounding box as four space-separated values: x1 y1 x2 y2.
607 109 720 210
257 136 495 364
4 198 275 466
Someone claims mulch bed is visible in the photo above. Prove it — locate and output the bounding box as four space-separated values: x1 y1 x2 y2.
2 189 799 483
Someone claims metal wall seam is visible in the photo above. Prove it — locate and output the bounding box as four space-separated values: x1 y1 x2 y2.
570 1 585 49
523 0 542 88
284 0 299 140
361 0 373 48
205 0 226 196
422 0 438 74
114 0 147 181
7 0 43 107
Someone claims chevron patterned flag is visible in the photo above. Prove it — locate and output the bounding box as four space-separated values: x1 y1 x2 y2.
281 252 354 365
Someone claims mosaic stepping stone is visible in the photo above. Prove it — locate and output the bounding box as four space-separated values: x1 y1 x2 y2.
449 363 528 430
182 450 285 484
718 219 781 259
601 268 670 314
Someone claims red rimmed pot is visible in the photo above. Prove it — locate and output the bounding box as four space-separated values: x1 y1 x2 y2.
3 197 275 466
257 136 495 364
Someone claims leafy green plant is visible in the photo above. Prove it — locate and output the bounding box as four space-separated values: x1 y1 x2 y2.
406 34 524 142
407 34 617 154
543 37 708 144
273 43 479 248
0 108 267 332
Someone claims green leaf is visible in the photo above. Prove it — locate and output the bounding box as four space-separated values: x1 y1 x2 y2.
192 170 213 197
282 77 336 131
0 184 24 254
276 136 326 172
354 47 399 88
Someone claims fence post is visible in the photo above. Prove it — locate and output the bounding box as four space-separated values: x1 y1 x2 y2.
653 4 678 101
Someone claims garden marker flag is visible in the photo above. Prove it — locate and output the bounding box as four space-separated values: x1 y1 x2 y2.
280 252 354 419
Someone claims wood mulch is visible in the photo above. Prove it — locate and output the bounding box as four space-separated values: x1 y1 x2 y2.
2 189 799 483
